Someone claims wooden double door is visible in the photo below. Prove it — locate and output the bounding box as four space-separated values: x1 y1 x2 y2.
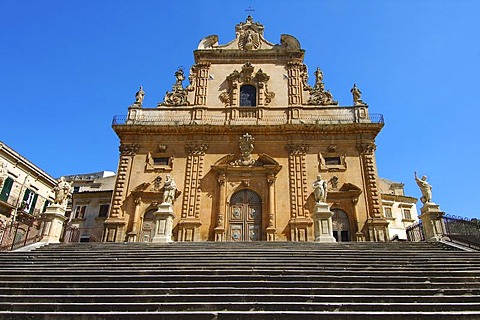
228 189 262 241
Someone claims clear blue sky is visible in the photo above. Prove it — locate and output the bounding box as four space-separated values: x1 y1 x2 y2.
1 0 479 218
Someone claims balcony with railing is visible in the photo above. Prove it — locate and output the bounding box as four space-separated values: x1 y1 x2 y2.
113 106 384 127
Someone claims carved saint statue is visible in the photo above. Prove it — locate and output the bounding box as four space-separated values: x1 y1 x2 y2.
350 83 365 105
162 175 177 205
0 159 8 188
313 174 328 203
414 171 432 204
135 86 145 105
53 177 73 207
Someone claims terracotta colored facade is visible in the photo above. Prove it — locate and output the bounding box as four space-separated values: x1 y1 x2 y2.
104 17 389 242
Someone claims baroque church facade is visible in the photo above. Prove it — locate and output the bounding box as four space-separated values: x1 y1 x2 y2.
104 17 389 243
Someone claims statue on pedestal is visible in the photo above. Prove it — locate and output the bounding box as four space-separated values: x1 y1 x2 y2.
350 83 366 106
414 171 432 204
53 177 73 207
313 174 328 203
162 175 177 204
135 86 145 105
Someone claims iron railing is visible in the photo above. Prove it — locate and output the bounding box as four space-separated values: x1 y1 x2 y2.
0 218 43 251
443 215 480 250
406 221 425 242
406 214 480 249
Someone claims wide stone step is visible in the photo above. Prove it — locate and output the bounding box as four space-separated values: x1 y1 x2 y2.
0 287 476 296
1 273 478 284
1 311 479 320
0 293 478 304
2 301 480 312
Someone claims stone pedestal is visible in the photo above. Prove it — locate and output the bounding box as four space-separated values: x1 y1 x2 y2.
40 205 68 243
365 218 390 242
312 203 336 242
419 202 445 242
152 203 175 243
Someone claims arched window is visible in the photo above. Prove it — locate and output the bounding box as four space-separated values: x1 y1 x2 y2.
239 85 256 107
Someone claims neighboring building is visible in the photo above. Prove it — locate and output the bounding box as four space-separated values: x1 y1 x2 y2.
378 178 418 240
63 171 115 242
0 141 56 222
104 16 390 243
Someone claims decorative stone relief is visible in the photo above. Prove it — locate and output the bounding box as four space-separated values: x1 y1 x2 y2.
231 133 256 166
160 67 194 106
236 16 263 50
219 62 275 107
302 67 338 106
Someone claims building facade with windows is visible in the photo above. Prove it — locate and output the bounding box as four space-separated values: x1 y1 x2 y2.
0 141 56 223
104 17 390 243
63 172 115 242
379 178 419 240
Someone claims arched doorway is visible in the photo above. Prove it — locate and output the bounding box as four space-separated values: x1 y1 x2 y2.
140 210 155 242
332 209 351 242
228 189 262 241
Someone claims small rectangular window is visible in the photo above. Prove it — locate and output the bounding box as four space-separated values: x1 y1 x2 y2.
403 209 412 220
98 204 109 218
384 207 393 218
325 157 341 165
75 205 87 219
153 157 170 166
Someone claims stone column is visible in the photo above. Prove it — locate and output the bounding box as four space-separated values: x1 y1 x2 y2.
312 202 336 242
419 203 445 242
266 173 276 241
352 198 365 241
127 197 142 242
214 173 226 241
40 205 68 243
151 202 175 243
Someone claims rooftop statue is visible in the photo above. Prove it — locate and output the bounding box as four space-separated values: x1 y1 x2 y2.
135 86 145 105
160 68 193 106
304 67 338 106
351 83 366 106
414 171 432 204
313 174 328 203
53 177 73 207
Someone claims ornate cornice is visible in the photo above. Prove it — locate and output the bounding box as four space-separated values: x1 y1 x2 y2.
119 144 140 156
185 143 209 155
286 144 309 154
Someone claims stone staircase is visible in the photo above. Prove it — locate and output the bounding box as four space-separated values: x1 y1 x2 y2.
0 241 479 319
